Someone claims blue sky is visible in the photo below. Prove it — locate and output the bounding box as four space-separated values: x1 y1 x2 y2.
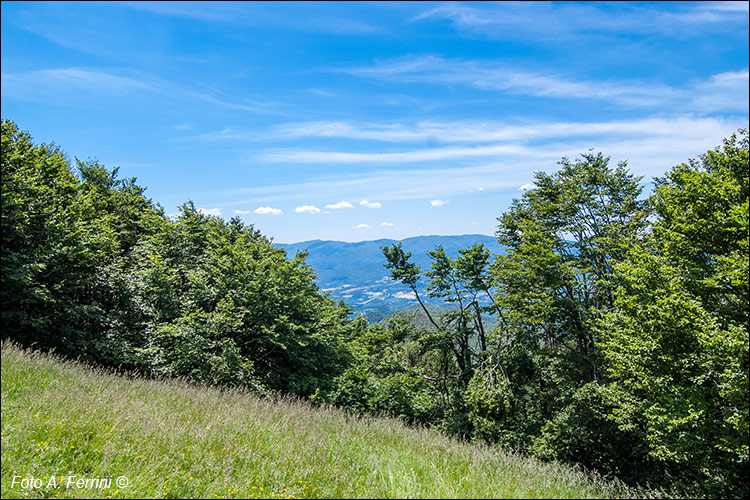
2 1 748 243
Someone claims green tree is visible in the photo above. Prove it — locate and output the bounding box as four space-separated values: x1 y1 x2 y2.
471 152 651 464
599 130 749 497
382 241 502 436
1 119 353 398
382 243 497 380
130 203 353 395
493 152 648 376
1 120 162 362
2 119 80 349
328 314 440 424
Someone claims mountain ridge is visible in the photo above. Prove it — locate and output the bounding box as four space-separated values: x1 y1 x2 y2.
274 233 496 246
274 234 503 320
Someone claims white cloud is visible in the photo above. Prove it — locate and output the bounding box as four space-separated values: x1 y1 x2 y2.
356 223 372 229
118 2 382 34
295 205 321 214
271 121 427 142
253 206 283 215
217 115 747 204
259 115 747 146
520 183 534 191
699 1 749 13
1 67 280 114
381 222 394 227
347 55 680 107
478 187 485 191
690 69 749 113
233 209 251 214
265 143 530 164
1 68 153 95
430 199 449 207
360 199 382 208
325 201 354 209
394 291 417 300
197 207 222 216
347 55 748 112
412 2 749 41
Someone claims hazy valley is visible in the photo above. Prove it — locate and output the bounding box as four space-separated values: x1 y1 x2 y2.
276 234 503 320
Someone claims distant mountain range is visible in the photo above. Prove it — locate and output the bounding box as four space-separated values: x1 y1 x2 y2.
274 234 503 321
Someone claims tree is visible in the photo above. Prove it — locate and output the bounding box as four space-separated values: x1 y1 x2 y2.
1 120 162 361
493 152 648 377
2 119 80 350
471 152 651 462
327 314 440 424
381 242 501 435
382 242 498 377
598 130 749 497
129 203 353 395
1 119 354 397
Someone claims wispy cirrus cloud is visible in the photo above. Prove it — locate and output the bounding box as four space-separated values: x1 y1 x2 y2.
264 143 531 164
115 1 382 34
185 118 747 173
412 1 749 40
1 66 282 114
690 69 750 113
218 161 530 205
192 113 748 212
346 54 663 104
700 1 749 13
346 55 748 111
209 117 747 208
261 115 745 145
181 113 749 217
0 68 153 101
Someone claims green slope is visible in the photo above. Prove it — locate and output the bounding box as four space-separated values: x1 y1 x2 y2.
0 342 653 499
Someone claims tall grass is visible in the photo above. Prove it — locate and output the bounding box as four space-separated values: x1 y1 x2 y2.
1 341 655 499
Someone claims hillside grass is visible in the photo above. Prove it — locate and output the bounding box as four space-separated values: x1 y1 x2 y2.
1 342 654 499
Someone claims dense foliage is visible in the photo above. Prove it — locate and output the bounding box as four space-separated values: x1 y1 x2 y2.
2 118 747 497
1 118 351 396
598 132 749 497
370 135 748 496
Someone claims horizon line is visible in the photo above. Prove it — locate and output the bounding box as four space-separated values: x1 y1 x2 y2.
272 233 497 246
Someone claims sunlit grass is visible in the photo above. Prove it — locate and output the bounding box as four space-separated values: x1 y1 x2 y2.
1 341 656 499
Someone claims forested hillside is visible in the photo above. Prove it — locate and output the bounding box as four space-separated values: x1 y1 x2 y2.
1 119 747 498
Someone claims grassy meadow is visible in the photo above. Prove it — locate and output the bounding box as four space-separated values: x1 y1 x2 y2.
1 341 655 499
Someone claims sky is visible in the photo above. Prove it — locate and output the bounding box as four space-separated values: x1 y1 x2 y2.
1 1 748 243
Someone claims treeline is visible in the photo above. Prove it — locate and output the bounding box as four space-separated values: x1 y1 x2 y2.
1 119 747 497
1 119 353 396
